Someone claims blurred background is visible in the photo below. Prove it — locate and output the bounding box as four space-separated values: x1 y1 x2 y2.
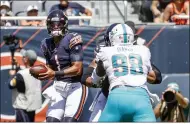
0 0 189 122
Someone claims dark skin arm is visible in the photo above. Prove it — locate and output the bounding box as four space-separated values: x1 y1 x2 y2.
62 61 83 77
38 61 83 80
85 59 97 87
147 70 156 84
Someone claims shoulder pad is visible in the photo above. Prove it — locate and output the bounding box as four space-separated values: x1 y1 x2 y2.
69 33 83 49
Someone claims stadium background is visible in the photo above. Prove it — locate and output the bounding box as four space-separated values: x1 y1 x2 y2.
0 0 189 122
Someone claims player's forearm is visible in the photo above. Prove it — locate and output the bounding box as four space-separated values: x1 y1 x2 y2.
96 60 106 77
81 66 94 87
148 64 162 84
55 62 82 77
147 75 156 84
147 70 156 84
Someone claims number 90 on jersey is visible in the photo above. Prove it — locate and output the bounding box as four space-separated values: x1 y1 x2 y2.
112 54 143 77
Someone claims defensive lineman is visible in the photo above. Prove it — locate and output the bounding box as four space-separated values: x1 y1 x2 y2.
82 23 161 122
92 24 157 122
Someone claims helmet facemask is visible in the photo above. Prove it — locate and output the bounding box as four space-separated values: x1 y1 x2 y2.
47 20 68 37
46 10 68 37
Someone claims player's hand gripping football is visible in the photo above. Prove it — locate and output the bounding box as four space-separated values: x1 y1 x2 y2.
38 65 55 80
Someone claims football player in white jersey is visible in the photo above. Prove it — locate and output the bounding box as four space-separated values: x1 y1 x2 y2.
82 23 162 122
91 24 157 122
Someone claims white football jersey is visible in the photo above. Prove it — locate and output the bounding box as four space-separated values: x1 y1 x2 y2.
96 44 152 91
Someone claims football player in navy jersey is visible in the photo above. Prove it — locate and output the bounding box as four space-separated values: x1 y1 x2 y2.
39 10 88 122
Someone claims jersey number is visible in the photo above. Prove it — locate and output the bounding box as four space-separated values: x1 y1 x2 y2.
112 54 143 77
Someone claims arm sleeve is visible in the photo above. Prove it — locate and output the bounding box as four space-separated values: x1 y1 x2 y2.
69 35 83 62
9 73 25 93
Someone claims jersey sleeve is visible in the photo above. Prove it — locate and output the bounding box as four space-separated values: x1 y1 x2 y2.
41 39 51 65
69 34 83 62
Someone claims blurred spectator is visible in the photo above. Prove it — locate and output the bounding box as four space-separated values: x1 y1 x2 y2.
163 0 189 25
49 0 92 25
20 5 45 26
0 1 15 26
151 0 172 23
139 0 153 22
9 49 42 122
139 0 171 22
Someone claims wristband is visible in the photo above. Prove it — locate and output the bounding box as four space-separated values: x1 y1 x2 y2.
55 71 65 77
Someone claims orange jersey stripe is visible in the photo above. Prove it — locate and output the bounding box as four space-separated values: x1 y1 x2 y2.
74 85 87 120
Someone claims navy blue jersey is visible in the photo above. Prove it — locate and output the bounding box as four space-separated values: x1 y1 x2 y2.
41 33 83 83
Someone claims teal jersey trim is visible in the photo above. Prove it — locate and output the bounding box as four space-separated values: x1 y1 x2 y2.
121 24 127 43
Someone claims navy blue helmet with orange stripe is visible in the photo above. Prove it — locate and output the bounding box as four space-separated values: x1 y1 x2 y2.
46 10 68 37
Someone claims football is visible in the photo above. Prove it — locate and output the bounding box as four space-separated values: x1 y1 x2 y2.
29 65 48 78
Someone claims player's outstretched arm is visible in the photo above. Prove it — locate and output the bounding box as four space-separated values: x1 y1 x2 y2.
147 64 162 84
147 70 156 84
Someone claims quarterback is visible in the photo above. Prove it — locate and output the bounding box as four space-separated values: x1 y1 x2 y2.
38 10 88 122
